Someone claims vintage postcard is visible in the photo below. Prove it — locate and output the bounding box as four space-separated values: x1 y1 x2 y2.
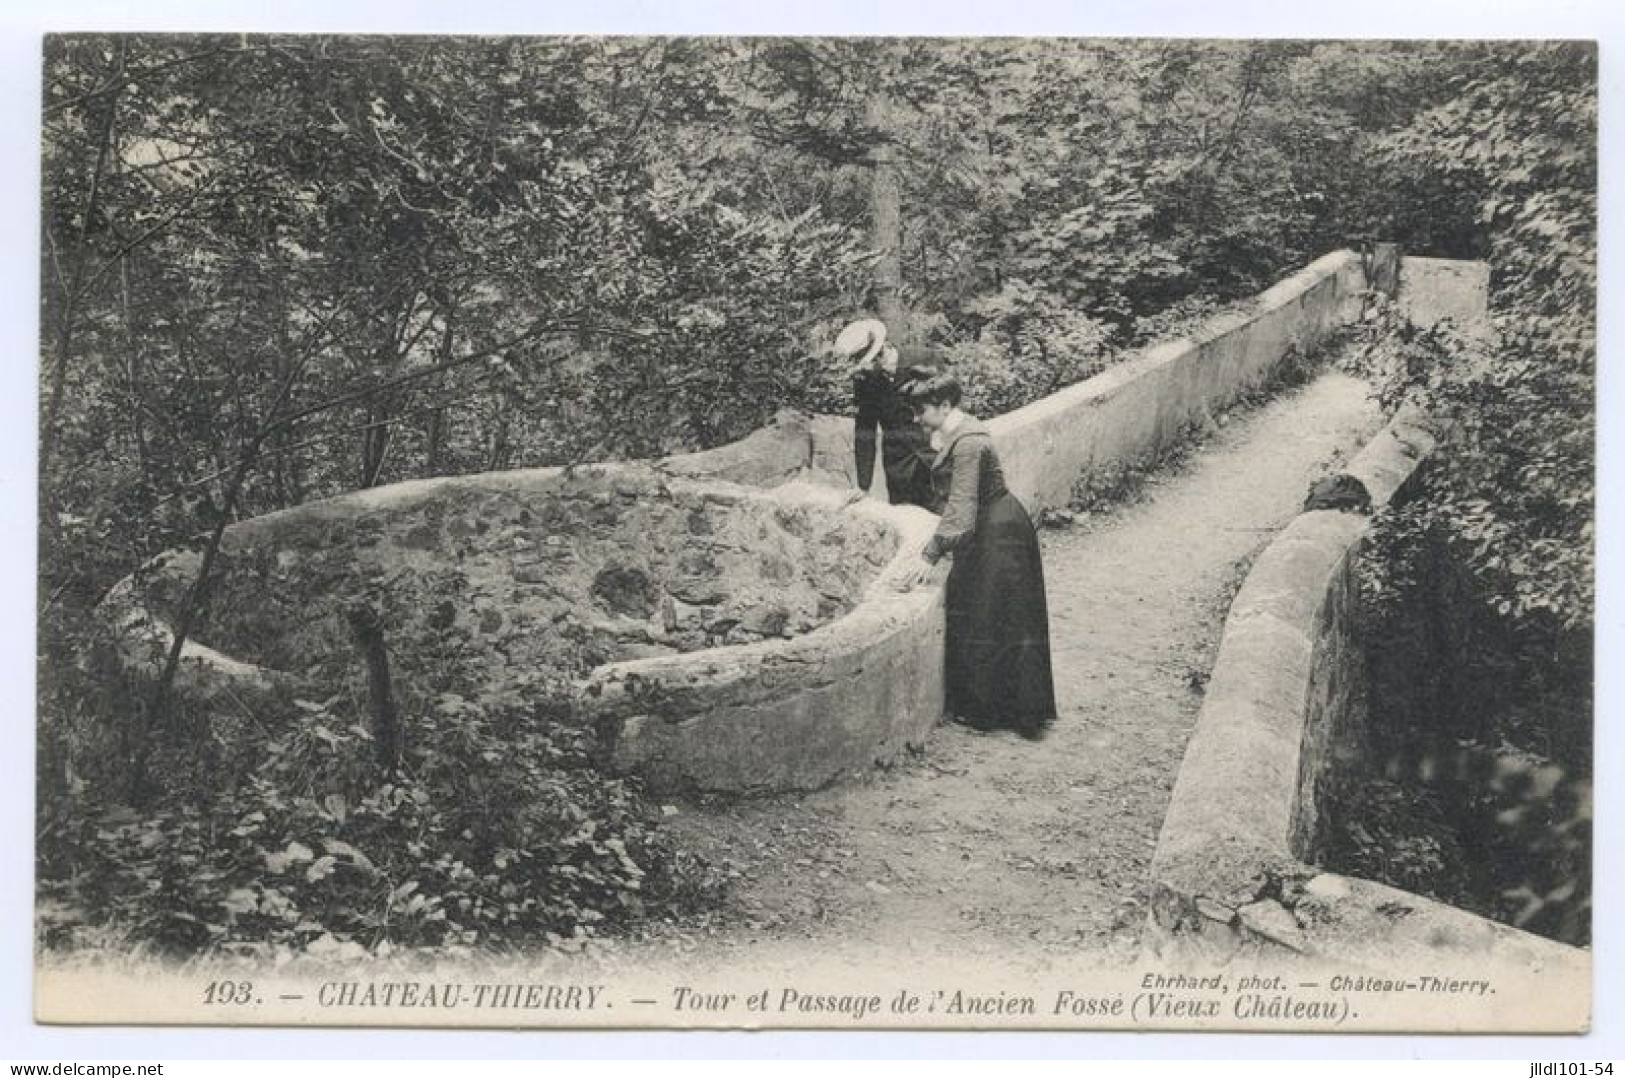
33 33 1595 1032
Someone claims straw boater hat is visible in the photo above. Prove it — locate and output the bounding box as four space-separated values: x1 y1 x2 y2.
832 318 888 366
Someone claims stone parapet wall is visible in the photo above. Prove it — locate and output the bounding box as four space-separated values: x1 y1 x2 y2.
655 250 1375 516
1398 255 1492 337
657 410 860 490
1147 404 1589 983
581 487 945 793
96 467 938 795
98 249 1384 796
987 250 1368 514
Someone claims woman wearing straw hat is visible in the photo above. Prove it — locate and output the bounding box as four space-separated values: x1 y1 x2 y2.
832 318 935 508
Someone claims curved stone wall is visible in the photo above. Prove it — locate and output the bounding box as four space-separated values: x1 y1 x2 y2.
1147 407 1590 987
97 466 941 794
98 249 1380 795
579 486 945 793
656 408 861 490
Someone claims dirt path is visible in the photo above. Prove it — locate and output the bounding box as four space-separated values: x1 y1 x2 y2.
646 371 1380 972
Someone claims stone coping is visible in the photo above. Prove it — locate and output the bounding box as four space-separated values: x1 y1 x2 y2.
987 250 1368 514
1148 405 1589 977
96 467 943 793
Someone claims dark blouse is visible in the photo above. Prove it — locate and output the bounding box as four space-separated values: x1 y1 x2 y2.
852 364 933 494
922 416 1010 564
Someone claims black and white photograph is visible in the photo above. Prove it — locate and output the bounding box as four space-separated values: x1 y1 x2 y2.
26 27 1599 1036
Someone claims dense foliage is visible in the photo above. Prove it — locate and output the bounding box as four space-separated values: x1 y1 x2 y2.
40 37 1505 619
1364 45 1596 635
38 37 1595 956
1340 42 1595 944
41 688 718 958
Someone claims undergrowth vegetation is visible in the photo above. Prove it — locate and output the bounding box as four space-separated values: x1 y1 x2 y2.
37 38 1594 958
40 669 724 961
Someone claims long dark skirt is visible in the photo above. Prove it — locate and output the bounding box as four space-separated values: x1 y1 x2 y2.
943 492 1058 736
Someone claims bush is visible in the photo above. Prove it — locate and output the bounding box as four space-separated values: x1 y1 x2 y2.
943 280 1117 416
1342 267 1593 945
39 688 722 960
1321 776 1470 904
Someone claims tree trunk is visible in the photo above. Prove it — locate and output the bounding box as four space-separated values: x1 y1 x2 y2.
42 39 127 477
485 390 512 471
135 437 258 801
424 315 455 475
267 232 301 505
344 603 402 775
118 256 152 489
359 400 391 488
425 398 446 476
866 90 909 345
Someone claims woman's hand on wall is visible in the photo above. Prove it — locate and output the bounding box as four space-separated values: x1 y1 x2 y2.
895 556 938 591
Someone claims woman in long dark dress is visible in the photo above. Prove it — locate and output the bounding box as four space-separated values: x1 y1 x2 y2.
900 373 1058 739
